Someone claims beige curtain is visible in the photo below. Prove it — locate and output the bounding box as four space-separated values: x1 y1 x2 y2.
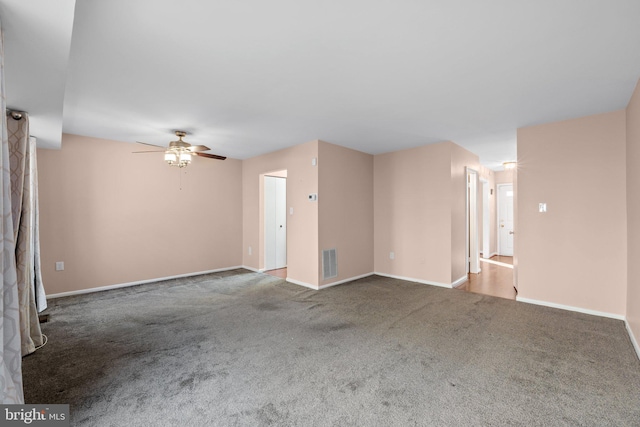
0 21 24 403
8 114 45 356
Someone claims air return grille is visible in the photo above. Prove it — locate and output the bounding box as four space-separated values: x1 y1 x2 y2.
322 249 338 280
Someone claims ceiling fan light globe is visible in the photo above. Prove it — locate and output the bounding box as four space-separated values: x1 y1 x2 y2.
179 152 192 163
164 151 177 163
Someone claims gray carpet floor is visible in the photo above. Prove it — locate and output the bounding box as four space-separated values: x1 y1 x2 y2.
22 269 640 426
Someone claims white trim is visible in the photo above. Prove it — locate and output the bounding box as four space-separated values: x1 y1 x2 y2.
466 168 480 274
451 275 468 288
515 296 625 320
285 277 318 290
242 265 261 273
319 272 374 289
480 258 514 269
47 266 245 299
625 320 640 361
374 272 453 289
481 180 490 260
286 273 376 291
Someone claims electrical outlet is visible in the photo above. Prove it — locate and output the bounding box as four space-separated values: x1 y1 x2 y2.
55 261 64 271
248 246 252 256
389 251 395 260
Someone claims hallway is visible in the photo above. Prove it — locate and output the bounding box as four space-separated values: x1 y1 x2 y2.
456 256 516 300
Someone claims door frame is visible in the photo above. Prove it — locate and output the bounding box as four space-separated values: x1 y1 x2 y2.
480 178 490 259
466 168 480 274
261 170 288 272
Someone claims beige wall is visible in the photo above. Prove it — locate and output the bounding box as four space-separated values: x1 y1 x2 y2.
517 111 627 315
38 134 243 295
495 170 514 185
374 141 478 286
242 141 320 287
318 141 373 286
626 80 640 346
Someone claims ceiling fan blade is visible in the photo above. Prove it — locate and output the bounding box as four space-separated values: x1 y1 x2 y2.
136 141 166 148
187 145 211 152
194 152 226 160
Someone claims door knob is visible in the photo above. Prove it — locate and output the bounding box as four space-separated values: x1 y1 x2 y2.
501 225 504 228
509 231 514 235
279 225 283 228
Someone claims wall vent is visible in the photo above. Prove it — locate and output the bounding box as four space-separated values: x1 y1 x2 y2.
322 248 338 280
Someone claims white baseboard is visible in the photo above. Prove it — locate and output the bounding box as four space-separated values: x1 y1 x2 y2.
241 265 261 273
47 266 245 299
286 273 377 291
451 275 468 288
319 272 374 290
374 272 453 289
515 296 625 321
625 320 640 361
285 277 318 290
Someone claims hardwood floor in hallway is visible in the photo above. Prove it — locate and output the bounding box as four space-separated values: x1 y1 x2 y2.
455 256 516 300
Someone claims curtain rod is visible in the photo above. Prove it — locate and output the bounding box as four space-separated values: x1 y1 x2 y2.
6 109 25 120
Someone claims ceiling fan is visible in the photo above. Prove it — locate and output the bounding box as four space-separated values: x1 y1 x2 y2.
133 131 226 168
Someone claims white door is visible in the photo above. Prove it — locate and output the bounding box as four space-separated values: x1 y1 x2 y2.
498 184 514 256
265 176 287 270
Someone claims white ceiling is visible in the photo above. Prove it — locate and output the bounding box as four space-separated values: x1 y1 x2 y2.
2 1 640 169
0 0 75 149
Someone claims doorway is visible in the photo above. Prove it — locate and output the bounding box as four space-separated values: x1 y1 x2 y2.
264 173 287 273
497 184 514 256
457 177 516 300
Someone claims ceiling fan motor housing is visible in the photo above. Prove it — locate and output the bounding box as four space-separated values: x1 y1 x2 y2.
169 130 191 149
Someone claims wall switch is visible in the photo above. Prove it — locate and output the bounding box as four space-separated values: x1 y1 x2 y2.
312 157 317 166
290 207 294 215
389 251 395 260
248 246 252 256
539 203 547 213
308 193 318 201
55 261 64 271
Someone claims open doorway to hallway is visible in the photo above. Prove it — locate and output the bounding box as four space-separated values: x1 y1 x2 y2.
458 167 516 300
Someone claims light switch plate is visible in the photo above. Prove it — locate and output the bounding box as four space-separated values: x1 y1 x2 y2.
539 203 547 213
